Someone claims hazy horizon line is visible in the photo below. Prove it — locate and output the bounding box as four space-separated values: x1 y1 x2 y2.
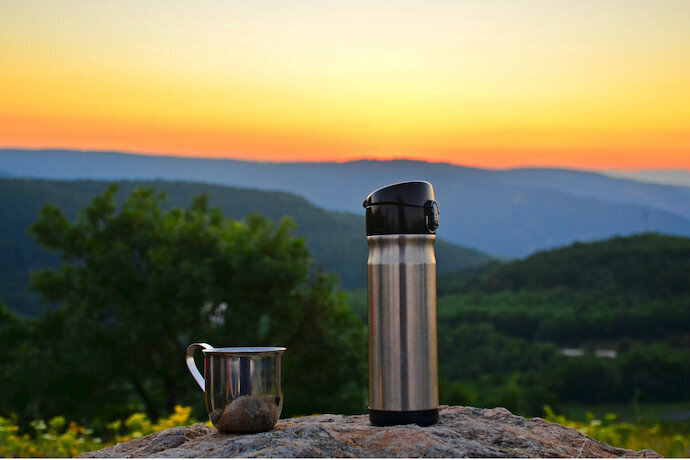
3 145 689 175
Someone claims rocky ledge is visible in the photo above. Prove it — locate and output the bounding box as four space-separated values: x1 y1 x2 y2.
81 406 660 458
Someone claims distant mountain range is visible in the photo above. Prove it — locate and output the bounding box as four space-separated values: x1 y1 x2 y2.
0 178 488 316
2 148 690 257
603 169 690 187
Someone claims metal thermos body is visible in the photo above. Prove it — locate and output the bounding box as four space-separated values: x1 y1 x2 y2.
363 181 440 427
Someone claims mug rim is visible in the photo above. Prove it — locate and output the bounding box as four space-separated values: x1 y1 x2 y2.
203 346 286 355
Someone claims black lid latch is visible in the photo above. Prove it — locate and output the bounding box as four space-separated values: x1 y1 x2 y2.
424 200 440 232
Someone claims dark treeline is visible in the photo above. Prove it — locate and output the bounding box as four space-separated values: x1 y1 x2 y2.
432 234 690 415
437 291 689 345
439 234 690 298
437 322 690 415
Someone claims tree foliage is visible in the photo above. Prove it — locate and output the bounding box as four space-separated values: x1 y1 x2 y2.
431 233 690 414
0 177 490 316
4 185 366 424
439 234 690 298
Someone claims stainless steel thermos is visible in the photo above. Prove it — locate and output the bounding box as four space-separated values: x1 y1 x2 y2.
363 181 440 426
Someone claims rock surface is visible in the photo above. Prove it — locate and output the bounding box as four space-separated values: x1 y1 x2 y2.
81 406 660 458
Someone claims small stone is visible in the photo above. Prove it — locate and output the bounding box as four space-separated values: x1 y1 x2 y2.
210 395 281 433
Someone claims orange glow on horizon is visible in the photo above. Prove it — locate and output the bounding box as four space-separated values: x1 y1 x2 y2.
1 1 689 171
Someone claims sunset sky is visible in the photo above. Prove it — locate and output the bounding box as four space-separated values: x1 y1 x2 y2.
1 1 689 169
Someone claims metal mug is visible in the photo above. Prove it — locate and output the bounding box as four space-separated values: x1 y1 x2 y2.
186 343 286 433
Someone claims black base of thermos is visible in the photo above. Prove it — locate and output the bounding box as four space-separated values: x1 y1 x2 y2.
369 408 439 427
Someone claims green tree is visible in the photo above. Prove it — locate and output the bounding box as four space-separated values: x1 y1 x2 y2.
0 303 30 416
21 185 365 423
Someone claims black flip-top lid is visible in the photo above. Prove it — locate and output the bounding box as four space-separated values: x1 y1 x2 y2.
363 181 439 235
363 180 435 208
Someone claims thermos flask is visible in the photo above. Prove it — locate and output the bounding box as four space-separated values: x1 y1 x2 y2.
363 180 440 426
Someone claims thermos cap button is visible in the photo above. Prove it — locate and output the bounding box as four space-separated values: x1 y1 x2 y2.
425 201 440 232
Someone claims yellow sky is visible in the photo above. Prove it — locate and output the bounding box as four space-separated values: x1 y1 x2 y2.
1 1 689 169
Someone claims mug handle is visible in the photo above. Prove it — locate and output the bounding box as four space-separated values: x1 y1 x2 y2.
186 342 214 391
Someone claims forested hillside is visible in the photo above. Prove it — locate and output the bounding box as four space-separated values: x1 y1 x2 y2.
431 234 690 413
439 234 690 298
0 178 489 316
435 235 690 345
